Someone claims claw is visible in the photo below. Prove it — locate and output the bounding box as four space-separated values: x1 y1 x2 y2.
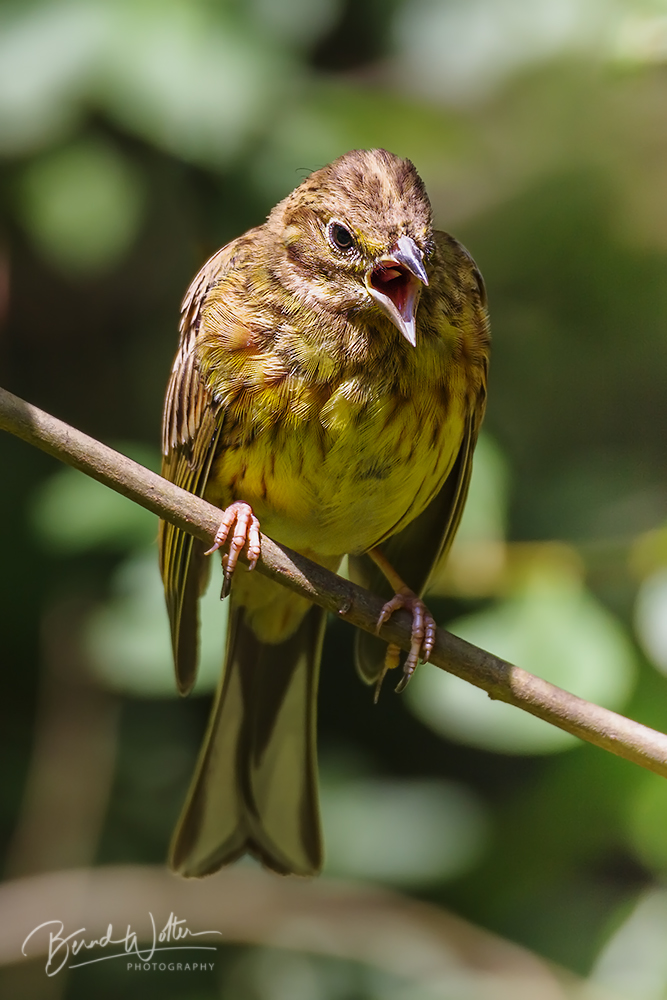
374 587 436 695
373 644 400 704
205 501 261 597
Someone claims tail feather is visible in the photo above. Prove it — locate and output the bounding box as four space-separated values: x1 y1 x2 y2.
169 600 325 878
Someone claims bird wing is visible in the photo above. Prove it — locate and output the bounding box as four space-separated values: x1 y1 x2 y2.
159 242 239 695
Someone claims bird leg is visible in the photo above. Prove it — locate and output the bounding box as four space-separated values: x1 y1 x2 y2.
369 546 437 697
205 501 261 598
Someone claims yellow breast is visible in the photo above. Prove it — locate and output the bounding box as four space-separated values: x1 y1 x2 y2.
205 363 469 560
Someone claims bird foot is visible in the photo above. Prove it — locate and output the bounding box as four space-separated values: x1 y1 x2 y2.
205 502 261 598
374 587 436 697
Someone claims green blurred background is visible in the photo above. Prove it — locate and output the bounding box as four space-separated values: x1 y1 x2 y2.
2 0 667 997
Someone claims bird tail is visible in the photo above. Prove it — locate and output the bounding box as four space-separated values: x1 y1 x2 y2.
169 599 325 878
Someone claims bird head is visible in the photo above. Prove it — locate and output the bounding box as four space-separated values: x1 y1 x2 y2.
272 149 434 346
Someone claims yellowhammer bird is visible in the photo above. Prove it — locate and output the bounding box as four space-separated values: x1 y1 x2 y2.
159 148 490 878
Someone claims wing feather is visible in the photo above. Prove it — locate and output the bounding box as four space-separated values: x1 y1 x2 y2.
159 243 239 695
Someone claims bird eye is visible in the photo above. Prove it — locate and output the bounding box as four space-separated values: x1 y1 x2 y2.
328 222 355 252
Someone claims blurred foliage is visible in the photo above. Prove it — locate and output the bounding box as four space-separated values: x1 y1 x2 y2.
2 0 667 997
412 562 639 754
30 443 160 550
320 772 489 885
635 568 667 674
17 136 146 275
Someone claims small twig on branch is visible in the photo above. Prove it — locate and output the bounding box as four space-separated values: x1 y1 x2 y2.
2 384 667 778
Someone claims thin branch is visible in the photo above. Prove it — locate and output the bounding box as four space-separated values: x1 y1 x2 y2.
2 384 667 778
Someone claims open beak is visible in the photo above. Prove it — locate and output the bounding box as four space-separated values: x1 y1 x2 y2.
365 234 429 347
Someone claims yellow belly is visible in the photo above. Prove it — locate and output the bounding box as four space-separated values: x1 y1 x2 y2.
206 374 467 561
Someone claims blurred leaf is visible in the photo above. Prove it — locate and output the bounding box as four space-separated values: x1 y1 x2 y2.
591 887 667 1000
635 568 667 676
97 0 294 167
321 776 489 886
30 444 159 551
392 0 667 104
408 565 638 753
0 1 107 154
246 0 342 47
626 771 667 875
393 0 593 102
84 549 225 697
18 135 145 274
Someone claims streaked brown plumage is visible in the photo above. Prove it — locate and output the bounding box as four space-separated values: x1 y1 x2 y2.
159 148 490 878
